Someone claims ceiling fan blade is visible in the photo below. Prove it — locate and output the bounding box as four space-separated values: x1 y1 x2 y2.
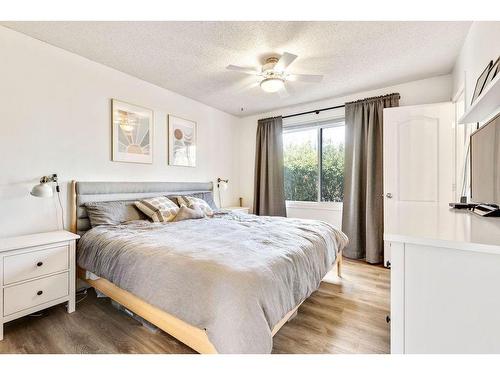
277 85 291 98
274 52 298 71
287 73 324 83
233 78 262 94
226 65 261 75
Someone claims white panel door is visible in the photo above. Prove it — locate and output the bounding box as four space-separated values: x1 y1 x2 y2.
398 117 439 202
384 102 454 235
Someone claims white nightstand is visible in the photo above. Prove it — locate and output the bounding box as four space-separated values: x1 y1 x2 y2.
0 230 80 340
223 206 250 214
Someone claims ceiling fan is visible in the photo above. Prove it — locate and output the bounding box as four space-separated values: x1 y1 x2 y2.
226 52 323 96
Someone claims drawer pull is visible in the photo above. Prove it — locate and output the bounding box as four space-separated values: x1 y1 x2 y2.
37 261 44 267
37 290 43 296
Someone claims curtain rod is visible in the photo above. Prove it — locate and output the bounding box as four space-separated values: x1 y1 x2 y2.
281 93 400 119
282 104 345 119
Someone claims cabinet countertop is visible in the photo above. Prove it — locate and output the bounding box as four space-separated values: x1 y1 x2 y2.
384 203 500 254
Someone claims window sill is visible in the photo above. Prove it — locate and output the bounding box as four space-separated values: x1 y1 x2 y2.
286 201 343 211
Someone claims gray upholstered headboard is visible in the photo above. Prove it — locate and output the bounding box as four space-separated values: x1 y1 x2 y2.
71 181 214 236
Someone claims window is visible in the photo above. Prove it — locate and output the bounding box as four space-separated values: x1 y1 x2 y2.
283 120 345 203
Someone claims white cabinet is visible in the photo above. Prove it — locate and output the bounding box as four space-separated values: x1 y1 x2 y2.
387 205 500 353
0 230 79 340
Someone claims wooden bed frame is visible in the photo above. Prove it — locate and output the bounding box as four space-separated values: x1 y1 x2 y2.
70 181 342 354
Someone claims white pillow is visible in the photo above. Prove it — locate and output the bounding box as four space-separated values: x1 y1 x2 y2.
135 196 179 222
176 196 214 217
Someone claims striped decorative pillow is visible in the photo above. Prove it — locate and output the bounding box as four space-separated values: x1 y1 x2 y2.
176 196 214 217
134 196 179 223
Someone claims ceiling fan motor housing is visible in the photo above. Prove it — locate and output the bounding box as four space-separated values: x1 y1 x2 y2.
263 56 279 70
262 56 286 79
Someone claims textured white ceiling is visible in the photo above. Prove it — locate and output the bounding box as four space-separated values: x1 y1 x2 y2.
2 21 471 116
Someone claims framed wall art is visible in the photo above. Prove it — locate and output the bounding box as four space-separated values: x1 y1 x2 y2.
111 99 153 164
482 56 500 92
471 60 493 105
168 115 197 167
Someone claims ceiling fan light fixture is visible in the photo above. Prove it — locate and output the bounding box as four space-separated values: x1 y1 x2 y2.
260 78 284 93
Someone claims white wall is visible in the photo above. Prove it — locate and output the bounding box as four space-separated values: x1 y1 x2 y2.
451 22 500 201
0 24 461 238
452 21 500 106
238 75 453 227
0 26 240 238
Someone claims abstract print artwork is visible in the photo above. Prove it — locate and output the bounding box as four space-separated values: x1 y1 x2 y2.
168 115 196 167
112 99 153 164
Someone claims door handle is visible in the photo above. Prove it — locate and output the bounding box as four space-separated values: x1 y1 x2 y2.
386 193 393 199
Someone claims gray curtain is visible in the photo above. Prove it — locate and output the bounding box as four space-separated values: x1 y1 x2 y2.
342 93 400 264
253 116 287 217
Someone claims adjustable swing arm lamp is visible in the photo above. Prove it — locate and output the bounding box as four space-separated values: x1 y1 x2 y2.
31 173 60 197
216 178 229 208
217 177 229 188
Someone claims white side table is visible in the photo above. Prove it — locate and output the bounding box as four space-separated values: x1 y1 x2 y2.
0 230 80 340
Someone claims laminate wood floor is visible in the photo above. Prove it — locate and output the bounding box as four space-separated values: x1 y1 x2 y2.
0 258 390 354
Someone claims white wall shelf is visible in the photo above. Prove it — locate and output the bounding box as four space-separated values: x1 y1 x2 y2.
459 73 500 124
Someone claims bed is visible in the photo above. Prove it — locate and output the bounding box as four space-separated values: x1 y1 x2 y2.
70 181 347 354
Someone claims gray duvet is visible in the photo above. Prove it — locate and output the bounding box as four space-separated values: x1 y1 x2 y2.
77 212 348 353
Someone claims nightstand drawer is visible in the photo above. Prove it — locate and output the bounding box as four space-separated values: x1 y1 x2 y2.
3 272 69 317
3 245 69 285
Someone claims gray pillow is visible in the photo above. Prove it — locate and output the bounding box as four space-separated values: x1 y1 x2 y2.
84 201 147 227
172 205 205 222
168 192 218 210
198 192 218 210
